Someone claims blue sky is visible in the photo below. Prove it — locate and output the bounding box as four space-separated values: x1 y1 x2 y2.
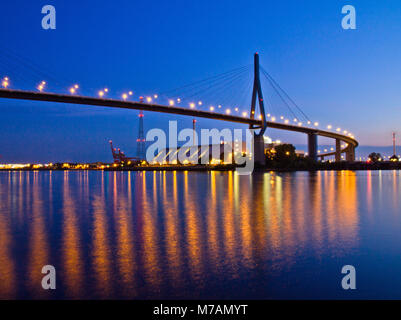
1 0 401 162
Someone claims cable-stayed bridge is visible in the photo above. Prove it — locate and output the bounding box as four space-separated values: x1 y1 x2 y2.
0 51 358 163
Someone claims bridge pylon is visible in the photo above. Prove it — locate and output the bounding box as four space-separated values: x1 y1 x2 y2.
250 52 267 165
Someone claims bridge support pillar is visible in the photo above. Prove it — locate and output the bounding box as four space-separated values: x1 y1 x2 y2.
335 139 341 162
253 134 265 166
308 133 317 161
346 147 355 162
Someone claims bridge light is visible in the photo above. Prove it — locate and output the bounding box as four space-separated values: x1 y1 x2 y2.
4 77 8 81
242 111 247 117
177 98 181 103
198 101 202 106
336 127 341 132
235 107 239 112
98 90 104 97
307 121 311 125
298 122 303 126
146 96 152 103
271 116 276 122
293 118 297 122
280 116 284 120
226 108 231 114
284 119 289 124
327 125 332 129
314 122 319 127
37 81 46 92
69 87 76 94
331 147 334 151
218 105 222 109
154 94 158 99
2 79 9 88
74 84 79 89
210 106 215 111
343 130 348 134
169 99 174 106
104 88 109 92
129 91 133 95
258 115 262 119
122 93 128 100
267 113 271 117
189 102 195 109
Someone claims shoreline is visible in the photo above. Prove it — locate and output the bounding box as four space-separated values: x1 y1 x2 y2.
1 162 401 172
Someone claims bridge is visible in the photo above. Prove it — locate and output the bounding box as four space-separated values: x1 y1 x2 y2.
0 53 358 164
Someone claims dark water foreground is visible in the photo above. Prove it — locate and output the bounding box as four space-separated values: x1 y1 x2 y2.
0 170 401 299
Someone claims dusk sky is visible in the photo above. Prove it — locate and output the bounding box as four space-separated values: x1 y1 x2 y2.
1 0 401 162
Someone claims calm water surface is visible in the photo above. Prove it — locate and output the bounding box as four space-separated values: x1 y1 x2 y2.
0 170 401 299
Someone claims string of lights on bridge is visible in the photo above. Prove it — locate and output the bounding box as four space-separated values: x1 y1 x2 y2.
1 74 356 147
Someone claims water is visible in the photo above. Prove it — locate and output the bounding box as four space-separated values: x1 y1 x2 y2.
0 170 401 299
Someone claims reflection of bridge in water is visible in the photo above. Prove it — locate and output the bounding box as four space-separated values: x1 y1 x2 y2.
0 53 358 162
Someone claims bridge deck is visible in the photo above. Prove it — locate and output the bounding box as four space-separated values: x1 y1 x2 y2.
0 89 358 157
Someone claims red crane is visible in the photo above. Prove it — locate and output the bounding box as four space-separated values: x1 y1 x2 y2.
109 140 140 164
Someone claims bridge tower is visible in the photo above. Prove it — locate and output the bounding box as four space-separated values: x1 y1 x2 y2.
250 53 268 165
136 110 145 159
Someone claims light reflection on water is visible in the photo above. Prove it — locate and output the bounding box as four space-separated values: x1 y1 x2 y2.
0 170 401 299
